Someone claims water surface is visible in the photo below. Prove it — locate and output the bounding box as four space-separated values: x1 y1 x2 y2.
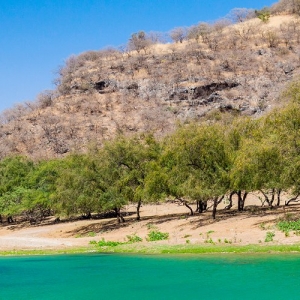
1 253 299 299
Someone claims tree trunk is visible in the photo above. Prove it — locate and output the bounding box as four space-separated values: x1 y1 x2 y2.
82 212 91 219
136 200 142 221
237 190 248 211
225 191 235 210
184 202 194 216
276 189 282 206
0 215 2 223
285 193 300 205
212 195 225 219
212 198 217 219
177 198 194 215
259 189 275 207
7 216 14 223
196 200 200 213
196 200 207 213
114 208 125 223
270 188 275 207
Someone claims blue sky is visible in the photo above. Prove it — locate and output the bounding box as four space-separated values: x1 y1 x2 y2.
0 0 276 112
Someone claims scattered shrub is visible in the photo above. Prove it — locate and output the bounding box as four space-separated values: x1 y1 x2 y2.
97 238 123 247
147 230 169 241
224 238 232 244
265 231 275 242
277 220 300 233
127 234 143 243
204 238 215 244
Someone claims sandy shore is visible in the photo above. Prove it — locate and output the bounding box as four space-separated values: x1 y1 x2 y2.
1 194 300 252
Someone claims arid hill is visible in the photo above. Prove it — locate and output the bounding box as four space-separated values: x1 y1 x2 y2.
1 12 300 159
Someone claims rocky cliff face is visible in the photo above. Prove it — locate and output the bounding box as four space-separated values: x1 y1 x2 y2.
1 15 300 159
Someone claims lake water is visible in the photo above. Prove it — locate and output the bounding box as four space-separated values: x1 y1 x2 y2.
0 253 300 299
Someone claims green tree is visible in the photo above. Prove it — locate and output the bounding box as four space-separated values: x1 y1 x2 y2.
159 123 231 219
54 154 103 218
227 117 263 210
100 134 161 221
23 159 62 222
0 156 34 222
255 8 270 22
264 102 300 205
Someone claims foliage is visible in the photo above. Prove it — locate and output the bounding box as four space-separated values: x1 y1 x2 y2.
255 8 270 22
147 230 169 241
277 220 300 233
97 238 124 247
2 79 300 222
158 123 230 204
265 231 275 242
0 156 34 219
126 234 143 243
90 235 142 247
53 154 103 217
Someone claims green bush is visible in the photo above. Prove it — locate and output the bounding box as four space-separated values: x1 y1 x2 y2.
204 238 215 244
97 238 123 247
277 220 300 233
127 234 143 243
147 230 169 241
265 231 275 242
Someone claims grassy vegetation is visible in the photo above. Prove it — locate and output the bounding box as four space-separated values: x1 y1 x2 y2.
2 243 300 257
277 220 300 233
265 231 275 242
127 234 143 243
0 247 95 256
147 230 169 241
90 239 124 247
89 234 144 248
88 243 300 255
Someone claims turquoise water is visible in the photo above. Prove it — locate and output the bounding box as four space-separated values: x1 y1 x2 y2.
1 253 300 299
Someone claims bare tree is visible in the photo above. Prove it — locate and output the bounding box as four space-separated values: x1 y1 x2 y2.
261 30 280 48
187 25 202 42
169 27 187 43
147 31 166 44
128 31 152 53
0 104 31 124
271 0 300 14
227 8 255 23
35 90 56 109
197 22 213 43
213 19 232 33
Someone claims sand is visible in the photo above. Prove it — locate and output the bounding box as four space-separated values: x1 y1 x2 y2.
0 193 300 251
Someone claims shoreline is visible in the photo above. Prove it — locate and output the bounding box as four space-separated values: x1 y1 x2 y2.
1 201 300 257
2 243 300 257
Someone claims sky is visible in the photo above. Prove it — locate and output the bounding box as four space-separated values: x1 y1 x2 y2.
0 0 276 113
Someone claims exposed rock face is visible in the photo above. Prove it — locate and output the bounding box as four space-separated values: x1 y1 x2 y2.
169 81 239 101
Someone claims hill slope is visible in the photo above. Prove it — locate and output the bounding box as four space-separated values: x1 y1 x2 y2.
1 14 300 159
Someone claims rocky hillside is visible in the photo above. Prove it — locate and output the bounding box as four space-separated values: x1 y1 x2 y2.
1 13 300 159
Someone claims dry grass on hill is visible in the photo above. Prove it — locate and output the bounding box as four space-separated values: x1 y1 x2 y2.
1 15 300 159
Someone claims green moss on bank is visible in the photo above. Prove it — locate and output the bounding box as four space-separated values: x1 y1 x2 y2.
2 243 300 256
0 247 94 256
92 243 300 255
